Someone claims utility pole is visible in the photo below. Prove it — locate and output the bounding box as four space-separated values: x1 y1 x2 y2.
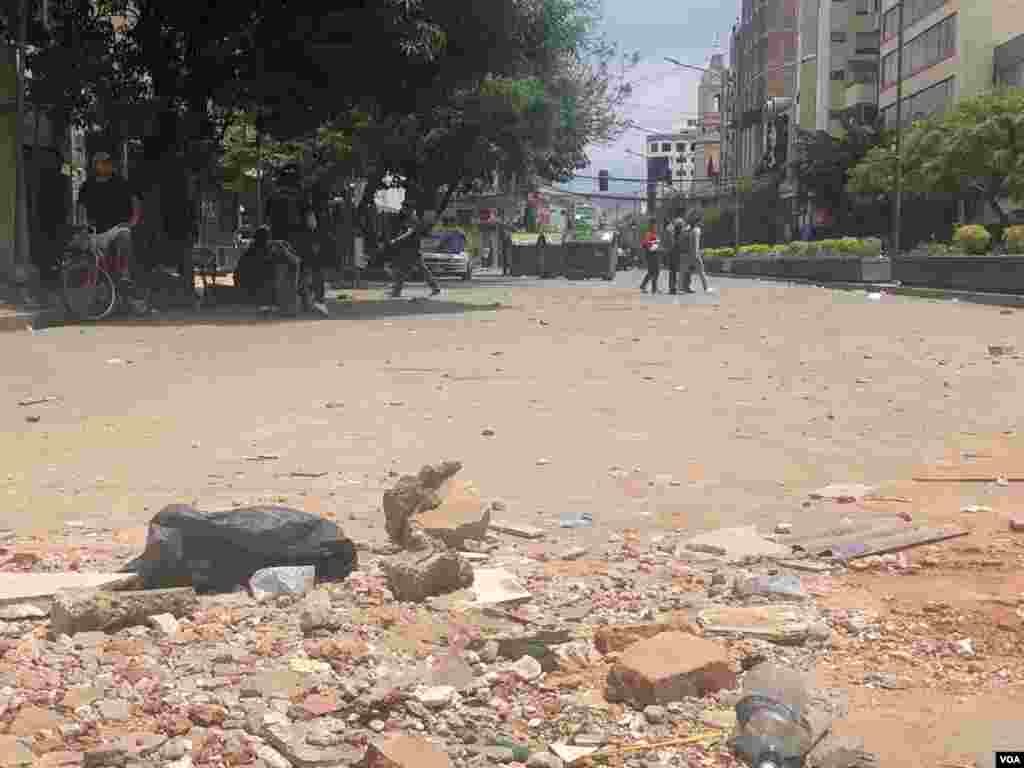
891 0 905 255
732 68 741 252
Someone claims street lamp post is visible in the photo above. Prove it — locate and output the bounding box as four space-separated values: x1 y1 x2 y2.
892 0 905 256
664 57 740 252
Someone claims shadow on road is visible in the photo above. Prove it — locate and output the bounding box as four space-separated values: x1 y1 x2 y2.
32 295 505 331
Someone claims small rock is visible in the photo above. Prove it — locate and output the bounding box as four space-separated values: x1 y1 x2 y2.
510 655 543 682
250 566 316 601
382 550 474 603
643 705 666 724
148 613 180 636
527 752 563 768
160 739 191 761
482 428 496 437
0 736 34 766
299 589 340 633
606 633 736 706
0 603 48 620
96 699 133 722
479 641 500 663
953 638 975 658
363 734 453 768
415 686 456 709
1010 517 1024 533
536 458 551 466
960 505 992 514
773 523 792 535
255 745 291 768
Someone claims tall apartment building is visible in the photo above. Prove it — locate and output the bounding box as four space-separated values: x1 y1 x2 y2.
878 0 1024 127
645 124 702 201
730 0 799 176
796 0 882 135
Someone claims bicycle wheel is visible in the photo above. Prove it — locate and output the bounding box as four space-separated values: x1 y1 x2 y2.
62 258 117 320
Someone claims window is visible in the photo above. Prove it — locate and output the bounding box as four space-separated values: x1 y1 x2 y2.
855 0 871 14
713 94 721 111
881 0 950 41
676 142 686 151
831 31 847 43
661 142 672 152
882 77 954 127
881 13 956 88
848 58 879 84
830 69 846 81
650 143 658 153
855 30 879 54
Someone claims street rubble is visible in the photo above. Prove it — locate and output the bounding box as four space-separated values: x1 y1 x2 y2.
0 462 1020 768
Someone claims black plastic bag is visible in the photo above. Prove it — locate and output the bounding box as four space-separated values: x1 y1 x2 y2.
122 504 357 592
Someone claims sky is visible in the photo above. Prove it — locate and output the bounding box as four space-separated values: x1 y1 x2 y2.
559 0 741 197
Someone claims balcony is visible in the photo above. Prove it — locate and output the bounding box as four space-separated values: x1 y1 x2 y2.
845 81 877 109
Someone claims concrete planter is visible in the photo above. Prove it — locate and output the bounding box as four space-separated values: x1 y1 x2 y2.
539 245 567 278
718 252 889 283
892 254 1024 293
563 241 616 280
507 244 541 277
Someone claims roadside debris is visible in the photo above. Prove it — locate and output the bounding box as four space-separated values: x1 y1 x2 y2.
250 565 316 601
605 632 736 705
490 520 545 539
16 395 60 406
121 503 357 592
683 525 790 561
809 483 876 502
50 585 198 637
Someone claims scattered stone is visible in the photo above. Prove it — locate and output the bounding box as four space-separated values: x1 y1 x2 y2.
550 744 598 765
559 547 589 561
527 752 563 768
9 705 61 736
643 705 666 724
242 669 311 700
415 685 456 709
50 586 198 637
953 638 975 658
988 344 1016 356
189 703 227 727
470 567 531 605
510 655 544 682
264 723 363 767
774 522 793 535
809 483 875 502
961 505 992 514
1010 517 1024 532
593 619 697 655
160 739 191 761
683 526 789 561
698 605 812 645
382 550 474 603
606 632 735 706
299 589 341 633
147 612 181 636
489 521 545 539
734 573 808 602
62 686 100 709
362 734 453 768
415 479 492 549
96 699 133 722
0 603 48 620
83 746 130 768
250 566 316 601
256 745 293 768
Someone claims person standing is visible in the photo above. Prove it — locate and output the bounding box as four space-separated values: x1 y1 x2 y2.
638 218 660 293
665 217 686 294
685 209 709 292
388 206 441 298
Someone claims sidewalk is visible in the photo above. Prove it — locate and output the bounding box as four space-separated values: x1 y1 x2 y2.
712 273 1024 308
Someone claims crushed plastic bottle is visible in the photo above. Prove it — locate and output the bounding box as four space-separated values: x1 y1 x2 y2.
733 663 813 768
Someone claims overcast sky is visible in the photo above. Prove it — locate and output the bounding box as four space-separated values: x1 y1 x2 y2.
559 0 740 196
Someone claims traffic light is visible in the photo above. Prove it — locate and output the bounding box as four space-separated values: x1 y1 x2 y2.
598 170 609 192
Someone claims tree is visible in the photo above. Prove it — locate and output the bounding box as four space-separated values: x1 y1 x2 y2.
849 89 1024 228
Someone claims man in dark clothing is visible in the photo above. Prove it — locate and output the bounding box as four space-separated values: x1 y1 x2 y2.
664 218 685 294
387 206 441 298
77 152 141 279
234 225 301 310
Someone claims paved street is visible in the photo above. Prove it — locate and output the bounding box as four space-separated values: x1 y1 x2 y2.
3 271 1024 766
3 271 1021 541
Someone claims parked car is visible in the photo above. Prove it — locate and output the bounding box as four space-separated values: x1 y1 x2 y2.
420 230 473 281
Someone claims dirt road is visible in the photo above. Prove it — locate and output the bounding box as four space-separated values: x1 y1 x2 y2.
2 272 1024 764
2 274 1022 540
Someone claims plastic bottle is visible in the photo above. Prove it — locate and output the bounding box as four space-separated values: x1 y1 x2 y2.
733 663 814 768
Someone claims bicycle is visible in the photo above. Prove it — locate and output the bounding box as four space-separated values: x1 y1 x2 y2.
60 225 151 321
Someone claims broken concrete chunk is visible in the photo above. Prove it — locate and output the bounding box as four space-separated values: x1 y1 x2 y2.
683 526 789 562
0 603 48 620
469 567 531 605
510 655 543 682
383 462 463 548
489 521 544 539
698 605 812 645
605 632 735 706
809 483 875 502
0 736 35 767
147 613 181 636
550 744 598 765
50 587 198 637
0 573 132 606
363 734 453 768
382 551 474 603
299 589 341 633
415 479 491 548
250 566 316 601
734 573 808 602
593 618 699 655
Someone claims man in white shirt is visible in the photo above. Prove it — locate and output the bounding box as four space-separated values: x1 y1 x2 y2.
683 210 710 292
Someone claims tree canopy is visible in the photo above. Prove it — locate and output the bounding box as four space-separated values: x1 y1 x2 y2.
848 89 1024 226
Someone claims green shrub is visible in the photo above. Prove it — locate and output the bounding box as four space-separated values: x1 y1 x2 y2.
858 237 883 257
738 244 775 256
926 241 955 256
785 241 812 257
952 224 992 255
1005 225 1024 254
704 247 737 258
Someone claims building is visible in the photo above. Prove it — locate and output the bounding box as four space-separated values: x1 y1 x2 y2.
877 0 1023 127
797 0 881 134
645 127 701 200
692 53 727 199
730 0 799 177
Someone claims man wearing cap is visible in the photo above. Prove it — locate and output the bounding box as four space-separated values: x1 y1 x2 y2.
387 205 441 298
77 152 143 280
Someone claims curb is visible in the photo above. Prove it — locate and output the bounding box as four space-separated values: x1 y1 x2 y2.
0 311 34 333
711 273 1024 308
